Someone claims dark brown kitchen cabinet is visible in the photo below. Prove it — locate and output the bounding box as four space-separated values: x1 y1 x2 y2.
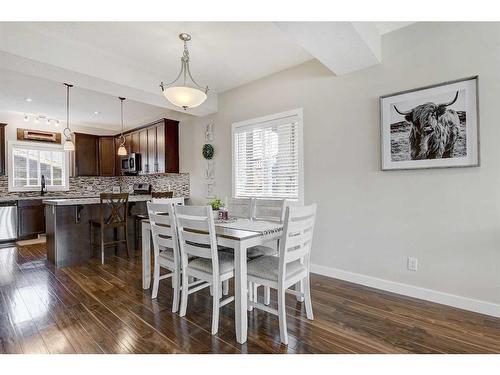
139 130 148 173
125 134 132 154
156 123 165 173
98 137 116 176
131 132 140 153
147 126 157 173
18 200 45 239
74 118 178 177
163 119 179 173
74 133 99 176
0 123 6 176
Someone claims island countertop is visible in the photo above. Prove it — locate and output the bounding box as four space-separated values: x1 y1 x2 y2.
43 194 153 206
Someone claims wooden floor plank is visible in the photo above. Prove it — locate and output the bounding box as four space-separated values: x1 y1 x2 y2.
0 244 499 354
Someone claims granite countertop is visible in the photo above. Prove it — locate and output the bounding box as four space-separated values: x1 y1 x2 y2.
43 194 153 206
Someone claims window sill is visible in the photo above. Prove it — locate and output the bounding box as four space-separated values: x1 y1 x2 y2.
8 187 70 193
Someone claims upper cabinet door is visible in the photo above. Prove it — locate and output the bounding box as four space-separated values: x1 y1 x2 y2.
139 130 148 173
131 132 140 153
147 126 157 173
156 123 165 173
74 133 99 176
98 137 116 176
125 134 132 154
0 123 6 176
164 120 179 173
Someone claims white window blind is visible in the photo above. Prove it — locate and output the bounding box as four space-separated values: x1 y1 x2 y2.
9 142 68 191
233 110 302 200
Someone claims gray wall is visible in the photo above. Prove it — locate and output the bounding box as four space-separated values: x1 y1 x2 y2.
179 22 500 306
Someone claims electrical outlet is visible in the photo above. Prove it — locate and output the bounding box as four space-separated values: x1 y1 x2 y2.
407 257 418 271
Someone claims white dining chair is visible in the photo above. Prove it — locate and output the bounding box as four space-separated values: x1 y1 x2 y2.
175 205 235 335
246 198 287 306
247 198 286 259
147 201 182 312
246 203 317 345
225 197 253 219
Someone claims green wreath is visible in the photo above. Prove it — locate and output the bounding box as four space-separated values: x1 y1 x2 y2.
202 143 215 160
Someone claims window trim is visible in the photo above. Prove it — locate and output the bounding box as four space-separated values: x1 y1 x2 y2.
8 140 70 192
231 108 304 204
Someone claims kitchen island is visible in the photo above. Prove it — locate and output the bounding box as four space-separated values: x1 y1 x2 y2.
43 195 151 267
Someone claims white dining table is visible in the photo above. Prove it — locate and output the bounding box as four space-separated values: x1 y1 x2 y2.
141 218 282 344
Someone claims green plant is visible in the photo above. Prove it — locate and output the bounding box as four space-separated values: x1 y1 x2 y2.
209 198 224 211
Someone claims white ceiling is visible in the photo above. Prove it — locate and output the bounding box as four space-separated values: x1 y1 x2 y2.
0 68 185 131
0 21 414 130
20 22 313 94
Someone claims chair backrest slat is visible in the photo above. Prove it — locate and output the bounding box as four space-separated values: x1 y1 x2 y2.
252 198 286 222
175 205 218 262
226 197 253 219
183 242 212 259
279 204 317 280
152 197 185 206
99 193 129 225
147 201 179 264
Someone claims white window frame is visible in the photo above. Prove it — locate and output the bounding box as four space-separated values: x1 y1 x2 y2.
8 140 70 192
231 108 304 204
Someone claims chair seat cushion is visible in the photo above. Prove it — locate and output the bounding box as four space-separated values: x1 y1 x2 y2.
188 252 235 275
247 255 306 282
247 245 277 259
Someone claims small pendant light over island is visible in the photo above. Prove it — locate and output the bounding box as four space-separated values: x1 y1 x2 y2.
117 97 127 156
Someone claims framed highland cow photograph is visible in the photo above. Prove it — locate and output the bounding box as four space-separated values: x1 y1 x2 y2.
380 76 479 170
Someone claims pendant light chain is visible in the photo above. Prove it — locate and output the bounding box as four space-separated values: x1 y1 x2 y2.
119 97 126 146
63 83 74 147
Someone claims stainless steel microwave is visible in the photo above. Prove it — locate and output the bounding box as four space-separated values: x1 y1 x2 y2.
121 153 141 174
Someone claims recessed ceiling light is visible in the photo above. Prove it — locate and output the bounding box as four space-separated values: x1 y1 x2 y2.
34 117 40 124
94 111 99 115
25 98 33 102
23 115 29 122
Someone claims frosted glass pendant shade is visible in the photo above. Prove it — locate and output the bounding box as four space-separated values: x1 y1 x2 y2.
163 86 207 109
63 138 75 151
117 145 127 156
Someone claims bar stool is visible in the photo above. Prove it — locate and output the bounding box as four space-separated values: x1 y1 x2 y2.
90 193 131 264
135 191 174 250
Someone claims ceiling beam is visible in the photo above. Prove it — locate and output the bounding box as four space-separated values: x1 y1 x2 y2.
274 22 382 76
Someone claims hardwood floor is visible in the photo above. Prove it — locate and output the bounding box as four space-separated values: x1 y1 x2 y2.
0 243 499 354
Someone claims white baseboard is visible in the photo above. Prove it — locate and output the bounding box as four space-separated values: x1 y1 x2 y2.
310 263 500 318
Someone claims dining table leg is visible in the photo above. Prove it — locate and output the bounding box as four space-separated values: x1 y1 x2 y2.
142 221 151 290
234 241 248 344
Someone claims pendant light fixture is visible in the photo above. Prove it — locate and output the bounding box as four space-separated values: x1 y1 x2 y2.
63 83 75 151
117 97 127 156
160 33 209 110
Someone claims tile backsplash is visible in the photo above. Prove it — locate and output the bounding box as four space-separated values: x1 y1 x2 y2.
0 173 189 198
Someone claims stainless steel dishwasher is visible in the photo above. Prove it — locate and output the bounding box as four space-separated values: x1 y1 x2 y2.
0 200 18 241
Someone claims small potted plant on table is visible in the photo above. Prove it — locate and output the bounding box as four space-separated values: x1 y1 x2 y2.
208 198 224 219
